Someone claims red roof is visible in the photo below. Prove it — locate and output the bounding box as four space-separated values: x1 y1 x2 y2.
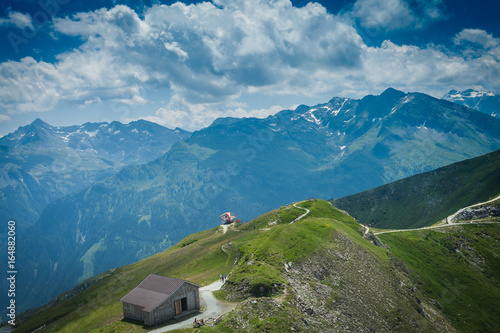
120 274 199 312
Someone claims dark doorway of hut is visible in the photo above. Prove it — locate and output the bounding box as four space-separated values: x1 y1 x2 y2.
174 297 188 316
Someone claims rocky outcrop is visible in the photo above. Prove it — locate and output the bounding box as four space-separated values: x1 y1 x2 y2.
280 232 455 332
451 204 500 222
223 229 456 332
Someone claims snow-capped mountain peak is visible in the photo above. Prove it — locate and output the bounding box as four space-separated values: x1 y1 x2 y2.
442 89 500 118
444 89 495 101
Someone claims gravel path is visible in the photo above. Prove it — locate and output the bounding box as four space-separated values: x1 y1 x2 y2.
290 201 311 224
354 196 500 235
372 221 500 235
446 194 500 223
368 195 500 236
150 281 236 332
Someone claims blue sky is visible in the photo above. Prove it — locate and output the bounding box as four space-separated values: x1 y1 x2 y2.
0 0 499 136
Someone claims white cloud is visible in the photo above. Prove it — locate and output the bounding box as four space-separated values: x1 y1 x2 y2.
0 10 34 30
0 57 62 114
1 1 362 118
350 0 445 31
0 1 499 129
454 29 500 50
164 42 189 60
0 114 11 123
351 0 414 31
83 97 102 107
142 94 283 131
360 35 500 97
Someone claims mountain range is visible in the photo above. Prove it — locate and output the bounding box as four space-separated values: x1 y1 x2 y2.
0 119 191 227
442 89 500 118
13 87 500 314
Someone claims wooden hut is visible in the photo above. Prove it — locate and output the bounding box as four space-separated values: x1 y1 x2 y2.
120 274 200 326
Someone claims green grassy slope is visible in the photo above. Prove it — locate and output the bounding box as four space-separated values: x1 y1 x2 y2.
12 204 305 333
12 200 500 333
331 149 500 229
379 224 500 333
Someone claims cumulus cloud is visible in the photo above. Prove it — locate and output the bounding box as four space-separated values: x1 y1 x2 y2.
454 29 500 50
0 1 364 114
0 10 34 30
142 94 284 131
362 41 468 92
83 97 102 107
0 57 62 114
163 41 189 60
0 1 499 131
350 0 445 31
360 32 500 96
0 114 11 123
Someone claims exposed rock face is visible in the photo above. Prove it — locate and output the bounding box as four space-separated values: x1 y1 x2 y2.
452 204 500 222
281 232 455 332
224 230 456 332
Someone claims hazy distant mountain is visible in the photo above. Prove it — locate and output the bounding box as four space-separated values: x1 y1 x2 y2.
0 119 191 227
17 88 500 312
442 89 500 118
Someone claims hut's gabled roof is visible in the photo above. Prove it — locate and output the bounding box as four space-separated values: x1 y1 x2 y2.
120 274 199 312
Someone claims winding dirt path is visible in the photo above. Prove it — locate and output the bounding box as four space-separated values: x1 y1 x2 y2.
446 194 500 223
290 200 311 224
367 195 500 236
372 221 500 235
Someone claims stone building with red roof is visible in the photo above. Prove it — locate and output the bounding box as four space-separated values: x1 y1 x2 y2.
120 274 200 326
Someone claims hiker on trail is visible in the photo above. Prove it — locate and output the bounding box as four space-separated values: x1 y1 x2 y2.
220 274 222 282
224 273 227 282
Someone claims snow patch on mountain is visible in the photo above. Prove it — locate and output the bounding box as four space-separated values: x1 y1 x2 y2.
304 109 322 125
389 95 413 116
344 115 356 123
86 131 98 137
442 89 500 119
331 99 348 116
417 123 428 130
445 89 494 100
60 134 70 143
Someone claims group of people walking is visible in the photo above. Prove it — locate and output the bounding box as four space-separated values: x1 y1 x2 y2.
219 273 227 283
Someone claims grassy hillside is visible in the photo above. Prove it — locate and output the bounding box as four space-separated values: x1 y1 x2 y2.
331 149 500 229
379 223 500 333
11 204 305 333
12 200 500 333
